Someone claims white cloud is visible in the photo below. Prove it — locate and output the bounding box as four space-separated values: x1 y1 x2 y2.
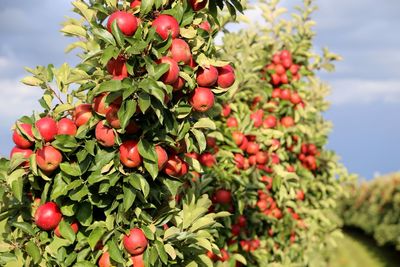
329 79 400 105
0 78 42 118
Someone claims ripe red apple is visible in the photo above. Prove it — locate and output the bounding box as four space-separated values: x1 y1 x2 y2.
158 57 179 85
274 64 285 75
169 39 191 65
36 117 58 142
199 152 216 167
119 140 142 168
246 142 260 155
34 202 62 230
93 93 111 116
54 221 79 238
106 104 121 129
74 104 93 127
296 190 305 201
282 58 293 69
164 154 186 177
281 116 295 128
255 151 268 164
36 146 62 173
10 146 33 167
231 224 241 236
123 228 148 255
155 145 168 170
234 153 245 169
239 136 249 151
172 76 185 91
107 56 128 80
130 0 141 8
57 118 77 136
270 73 281 85
189 0 208 11
272 54 281 64
217 65 235 88
214 189 231 204
196 66 218 87
219 249 229 262
270 153 280 164
226 117 238 128
189 87 214 112
95 121 116 147
290 92 302 104
125 120 141 135
272 88 281 98
199 20 211 32
232 131 245 146
280 73 289 84
98 252 112 267
290 64 299 74
152 14 180 40
263 115 277 129
280 50 291 60
131 253 144 267
237 215 247 227
12 123 34 148
280 89 291 100
250 110 264 127
261 176 273 190
107 11 138 36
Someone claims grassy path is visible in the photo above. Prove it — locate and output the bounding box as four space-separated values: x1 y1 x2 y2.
328 228 400 267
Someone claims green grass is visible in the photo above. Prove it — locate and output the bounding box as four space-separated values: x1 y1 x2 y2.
328 228 400 267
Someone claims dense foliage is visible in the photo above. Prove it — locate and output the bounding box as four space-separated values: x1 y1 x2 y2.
339 173 400 251
185 0 350 266
0 0 243 266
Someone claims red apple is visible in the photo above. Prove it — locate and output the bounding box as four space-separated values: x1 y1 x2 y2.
199 21 211 32
130 0 141 8
57 118 77 136
12 123 34 148
255 151 268 164
155 145 168 170
34 202 62 231
98 252 112 267
219 249 229 262
239 136 249 151
198 152 216 167
226 117 238 128
250 110 263 127
169 39 191 65
106 104 121 129
54 221 79 238
232 131 245 146
107 11 138 36
131 253 144 267
214 189 231 204
74 104 93 127
152 14 180 40
10 146 33 167
163 154 186 177
280 50 291 60
196 66 218 87
290 92 302 104
158 57 179 85
290 64 299 74
189 87 214 112
274 64 285 75
36 146 62 173
107 56 128 80
95 121 116 147
119 140 142 168
237 215 247 227
296 190 305 201
261 176 273 190
36 117 58 142
172 76 185 91
282 58 293 69
246 142 260 155
189 0 208 11
217 65 235 88
272 54 281 64
123 228 148 255
272 88 281 98
280 73 289 84
93 93 112 116
281 116 295 128
270 73 281 85
231 224 241 236
280 89 291 100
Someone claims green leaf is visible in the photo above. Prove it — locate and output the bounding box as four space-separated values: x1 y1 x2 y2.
76 202 93 226
61 24 87 38
88 227 106 250
107 238 125 264
21 76 42 86
12 222 35 235
140 0 154 15
60 162 82 177
128 173 150 199
117 100 136 130
111 20 125 47
164 244 176 260
155 240 168 264
96 80 122 95
138 139 159 179
25 241 41 264
58 220 76 243
123 184 136 212
193 118 216 130
138 93 151 113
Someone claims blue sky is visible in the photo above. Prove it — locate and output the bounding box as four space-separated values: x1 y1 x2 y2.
0 0 399 179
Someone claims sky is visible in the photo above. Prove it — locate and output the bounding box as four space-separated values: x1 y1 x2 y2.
0 0 399 179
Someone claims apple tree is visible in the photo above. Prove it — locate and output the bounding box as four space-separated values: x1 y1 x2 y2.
0 0 244 266
187 0 351 266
